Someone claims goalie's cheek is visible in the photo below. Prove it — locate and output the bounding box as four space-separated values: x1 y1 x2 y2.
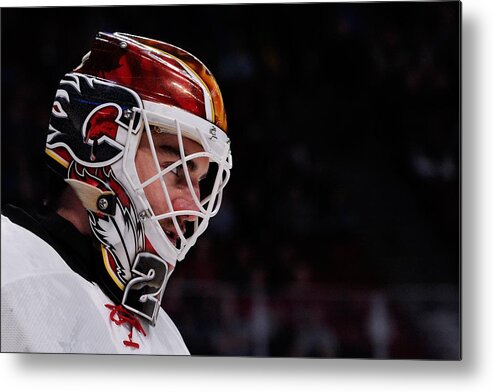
133 151 168 213
143 180 173 216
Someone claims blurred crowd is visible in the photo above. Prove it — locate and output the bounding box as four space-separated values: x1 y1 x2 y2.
1 3 460 358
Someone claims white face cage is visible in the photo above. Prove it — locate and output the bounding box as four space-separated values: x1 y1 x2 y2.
117 100 232 266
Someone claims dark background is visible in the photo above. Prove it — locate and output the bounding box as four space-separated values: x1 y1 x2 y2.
1 2 460 359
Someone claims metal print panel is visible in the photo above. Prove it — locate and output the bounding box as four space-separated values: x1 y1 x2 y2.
1 2 460 359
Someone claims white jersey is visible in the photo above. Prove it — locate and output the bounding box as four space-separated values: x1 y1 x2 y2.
1 215 189 355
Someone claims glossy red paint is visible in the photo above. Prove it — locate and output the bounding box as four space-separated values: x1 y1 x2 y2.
85 106 119 144
75 32 228 133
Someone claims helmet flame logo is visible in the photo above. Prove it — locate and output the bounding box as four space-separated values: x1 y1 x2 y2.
82 104 123 161
85 105 119 144
47 73 142 168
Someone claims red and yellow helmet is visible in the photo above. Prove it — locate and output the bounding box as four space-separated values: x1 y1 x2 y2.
45 32 232 325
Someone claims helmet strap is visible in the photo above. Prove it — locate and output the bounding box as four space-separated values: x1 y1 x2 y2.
65 179 117 216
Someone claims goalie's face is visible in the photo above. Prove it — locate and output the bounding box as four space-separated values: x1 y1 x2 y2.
135 129 210 247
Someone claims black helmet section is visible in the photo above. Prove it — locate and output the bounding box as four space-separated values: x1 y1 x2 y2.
46 73 142 177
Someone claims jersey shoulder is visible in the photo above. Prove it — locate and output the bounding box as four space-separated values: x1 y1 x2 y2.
1 214 111 353
1 215 190 355
1 214 69 284
150 308 190 355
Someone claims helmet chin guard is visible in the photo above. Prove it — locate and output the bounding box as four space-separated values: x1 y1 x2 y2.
45 33 232 325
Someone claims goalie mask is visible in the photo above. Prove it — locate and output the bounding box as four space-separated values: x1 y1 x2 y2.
45 32 232 325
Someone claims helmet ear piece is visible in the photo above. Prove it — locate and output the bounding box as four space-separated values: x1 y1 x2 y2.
65 179 116 216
